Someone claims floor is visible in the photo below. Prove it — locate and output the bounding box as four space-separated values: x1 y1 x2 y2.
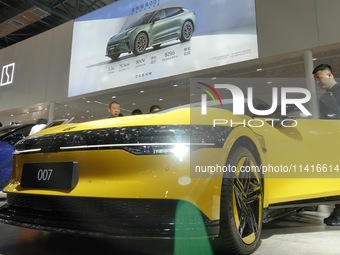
254 205 340 255
1 199 340 255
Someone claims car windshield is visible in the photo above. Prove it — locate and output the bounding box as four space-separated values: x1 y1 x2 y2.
125 11 156 29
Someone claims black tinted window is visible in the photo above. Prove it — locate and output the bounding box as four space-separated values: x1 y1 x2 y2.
165 8 183 18
152 10 166 21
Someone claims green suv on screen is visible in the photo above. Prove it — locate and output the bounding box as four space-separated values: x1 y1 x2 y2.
105 7 196 60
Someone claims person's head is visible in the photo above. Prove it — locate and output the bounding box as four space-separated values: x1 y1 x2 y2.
149 104 161 113
108 101 121 117
131 109 143 115
312 64 337 90
36 118 48 124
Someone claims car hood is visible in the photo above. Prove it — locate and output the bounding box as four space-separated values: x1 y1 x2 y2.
30 107 246 137
108 28 135 43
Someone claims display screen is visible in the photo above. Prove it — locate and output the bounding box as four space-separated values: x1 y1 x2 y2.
68 0 258 97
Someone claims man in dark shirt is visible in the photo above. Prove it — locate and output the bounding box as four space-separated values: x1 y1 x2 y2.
312 63 340 226
313 63 340 119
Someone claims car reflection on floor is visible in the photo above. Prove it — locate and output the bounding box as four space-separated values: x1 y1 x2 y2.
0 223 175 255
0 197 173 255
1 201 340 255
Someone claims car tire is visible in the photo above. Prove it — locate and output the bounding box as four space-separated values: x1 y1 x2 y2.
180 20 194 42
133 32 148 55
214 146 263 255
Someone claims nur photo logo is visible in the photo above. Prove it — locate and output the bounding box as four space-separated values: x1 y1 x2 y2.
196 82 222 115
191 78 313 128
196 82 311 117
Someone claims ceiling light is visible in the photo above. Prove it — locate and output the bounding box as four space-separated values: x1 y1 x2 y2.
31 8 49 17
140 90 144 93
256 68 263 72
0 6 50 38
8 20 24 27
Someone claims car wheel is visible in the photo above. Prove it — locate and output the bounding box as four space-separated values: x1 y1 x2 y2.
180 20 194 42
133 32 148 55
214 146 263 255
109 53 120 61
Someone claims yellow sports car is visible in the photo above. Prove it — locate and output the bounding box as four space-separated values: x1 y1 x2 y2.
0 102 340 255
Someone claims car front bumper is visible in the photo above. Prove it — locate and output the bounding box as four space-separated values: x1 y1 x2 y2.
0 193 219 239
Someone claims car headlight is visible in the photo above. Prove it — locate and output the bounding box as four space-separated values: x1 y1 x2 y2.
123 142 190 156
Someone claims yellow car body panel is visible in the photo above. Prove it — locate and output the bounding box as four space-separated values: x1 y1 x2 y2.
257 118 340 205
4 107 270 221
6 149 225 220
2 106 340 252
4 108 340 214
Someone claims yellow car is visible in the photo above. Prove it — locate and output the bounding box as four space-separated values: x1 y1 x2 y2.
0 104 340 255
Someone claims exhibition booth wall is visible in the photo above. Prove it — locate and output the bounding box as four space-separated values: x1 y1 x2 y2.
0 0 339 114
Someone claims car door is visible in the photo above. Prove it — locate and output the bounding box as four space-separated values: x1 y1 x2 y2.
263 117 340 205
149 8 182 45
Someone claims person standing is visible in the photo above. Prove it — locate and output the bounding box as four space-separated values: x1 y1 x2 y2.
29 118 48 135
131 109 143 115
313 63 340 119
313 63 340 226
149 104 161 113
108 101 121 117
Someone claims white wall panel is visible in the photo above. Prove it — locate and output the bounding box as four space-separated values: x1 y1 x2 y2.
315 0 340 46
256 0 319 58
0 21 73 112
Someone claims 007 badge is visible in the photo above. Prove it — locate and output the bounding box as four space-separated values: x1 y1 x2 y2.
21 162 79 190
